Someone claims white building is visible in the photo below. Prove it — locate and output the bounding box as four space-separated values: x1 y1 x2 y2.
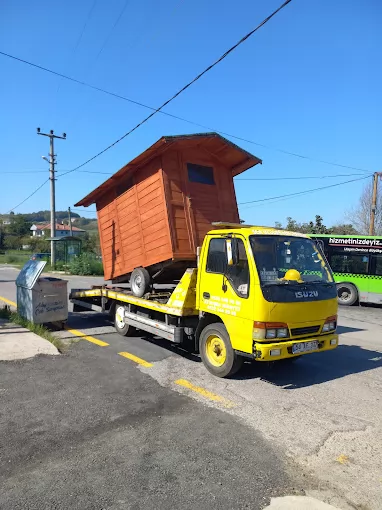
30 223 86 238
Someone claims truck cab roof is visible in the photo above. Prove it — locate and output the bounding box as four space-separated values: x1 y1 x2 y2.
209 223 309 238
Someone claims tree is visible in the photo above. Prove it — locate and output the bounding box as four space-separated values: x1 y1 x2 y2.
330 223 359 235
282 215 329 234
347 180 382 235
277 215 358 235
81 231 101 256
29 237 50 253
7 215 31 237
4 235 22 250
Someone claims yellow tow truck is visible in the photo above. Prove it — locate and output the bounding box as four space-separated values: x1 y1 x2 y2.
70 224 339 377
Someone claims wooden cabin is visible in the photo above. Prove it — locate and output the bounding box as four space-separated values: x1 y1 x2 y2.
75 133 262 283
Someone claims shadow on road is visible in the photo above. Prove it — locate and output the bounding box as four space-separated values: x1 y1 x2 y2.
66 312 381 387
337 324 365 334
235 345 382 388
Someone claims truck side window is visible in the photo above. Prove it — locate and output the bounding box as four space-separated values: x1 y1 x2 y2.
206 238 249 298
206 238 227 274
227 239 249 297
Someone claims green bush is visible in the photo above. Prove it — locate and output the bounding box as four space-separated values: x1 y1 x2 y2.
69 253 104 276
5 255 17 263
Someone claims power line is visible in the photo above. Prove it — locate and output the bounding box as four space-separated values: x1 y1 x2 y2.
93 0 130 62
1 40 373 175
236 172 367 181
6 179 49 213
56 0 98 96
67 0 131 129
60 169 113 175
1 169 113 176
1 170 47 174
72 208 97 212
51 0 295 177
239 175 372 208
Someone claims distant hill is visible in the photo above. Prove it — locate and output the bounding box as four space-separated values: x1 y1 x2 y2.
0 211 98 232
0 210 81 223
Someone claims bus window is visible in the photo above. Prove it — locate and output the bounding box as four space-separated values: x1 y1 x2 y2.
370 255 382 276
331 251 369 275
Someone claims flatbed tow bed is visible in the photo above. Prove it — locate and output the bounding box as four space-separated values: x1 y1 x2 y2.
70 269 199 344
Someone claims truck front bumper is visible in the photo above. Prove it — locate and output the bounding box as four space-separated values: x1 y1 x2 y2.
253 333 339 362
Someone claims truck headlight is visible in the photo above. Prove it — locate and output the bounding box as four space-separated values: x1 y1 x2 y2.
322 315 337 333
253 322 290 340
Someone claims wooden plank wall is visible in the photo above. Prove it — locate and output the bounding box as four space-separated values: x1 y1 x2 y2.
161 149 195 258
97 189 123 280
182 147 239 248
98 157 173 279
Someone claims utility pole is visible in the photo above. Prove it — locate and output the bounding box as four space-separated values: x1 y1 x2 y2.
68 207 73 236
37 128 66 268
369 172 382 236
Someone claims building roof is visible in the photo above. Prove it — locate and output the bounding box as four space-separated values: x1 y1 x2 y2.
31 223 85 232
75 132 262 207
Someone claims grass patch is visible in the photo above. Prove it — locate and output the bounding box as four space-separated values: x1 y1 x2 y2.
0 251 33 268
0 306 65 352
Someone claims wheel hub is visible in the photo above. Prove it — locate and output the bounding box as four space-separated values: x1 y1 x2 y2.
115 307 125 329
206 335 227 367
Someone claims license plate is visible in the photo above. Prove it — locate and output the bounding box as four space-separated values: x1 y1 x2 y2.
292 340 318 354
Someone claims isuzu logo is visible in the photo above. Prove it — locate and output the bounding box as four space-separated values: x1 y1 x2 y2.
295 290 319 299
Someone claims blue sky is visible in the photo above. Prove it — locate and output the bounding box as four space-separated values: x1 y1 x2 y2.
0 0 380 227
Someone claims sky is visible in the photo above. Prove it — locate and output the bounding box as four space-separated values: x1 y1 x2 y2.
0 0 381 227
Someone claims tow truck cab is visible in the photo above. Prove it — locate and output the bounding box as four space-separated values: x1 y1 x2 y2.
195 224 338 373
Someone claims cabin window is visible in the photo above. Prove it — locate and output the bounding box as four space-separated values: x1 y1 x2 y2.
206 237 249 297
116 176 134 197
187 163 215 185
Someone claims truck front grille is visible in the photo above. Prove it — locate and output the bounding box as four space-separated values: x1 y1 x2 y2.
291 325 320 337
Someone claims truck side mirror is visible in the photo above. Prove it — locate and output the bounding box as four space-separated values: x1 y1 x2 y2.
226 238 239 266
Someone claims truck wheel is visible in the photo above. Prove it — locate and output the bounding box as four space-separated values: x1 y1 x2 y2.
130 267 151 297
199 323 243 378
114 304 135 336
337 283 358 306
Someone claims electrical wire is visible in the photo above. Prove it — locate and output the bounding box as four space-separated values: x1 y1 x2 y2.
49 0 295 177
6 179 50 213
1 26 373 176
55 0 98 96
1 170 47 174
239 174 371 209
67 0 131 129
0 169 114 175
235 173 367 181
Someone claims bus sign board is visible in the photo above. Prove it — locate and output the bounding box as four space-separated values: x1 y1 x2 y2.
327 237 382 254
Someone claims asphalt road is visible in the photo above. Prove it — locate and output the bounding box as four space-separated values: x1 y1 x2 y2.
1 264 381 509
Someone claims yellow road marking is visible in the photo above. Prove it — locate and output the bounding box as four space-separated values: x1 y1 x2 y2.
336 454 350 465
0 298 109 348
118 351 153 368
65 327 109 347
0 296 16 307
175 379 235 408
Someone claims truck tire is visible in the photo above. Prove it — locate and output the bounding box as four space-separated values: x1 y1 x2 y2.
199 323 243 378
337 283 358 306
114 304 136 336
130 267 151 297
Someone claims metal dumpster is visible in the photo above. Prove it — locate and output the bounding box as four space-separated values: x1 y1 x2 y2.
16 260 68 326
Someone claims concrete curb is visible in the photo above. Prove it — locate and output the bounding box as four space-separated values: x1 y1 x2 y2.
0 320 59 361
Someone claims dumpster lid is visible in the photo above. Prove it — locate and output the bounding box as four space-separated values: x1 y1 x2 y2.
16 260 47 289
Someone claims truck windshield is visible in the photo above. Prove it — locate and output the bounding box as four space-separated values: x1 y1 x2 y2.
249 235 333 285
